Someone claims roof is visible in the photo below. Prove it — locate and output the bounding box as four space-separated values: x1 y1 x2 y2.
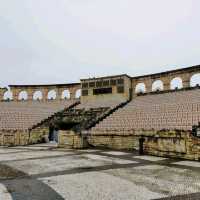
9 83 80 88
133 64 200 79
80 74 131 81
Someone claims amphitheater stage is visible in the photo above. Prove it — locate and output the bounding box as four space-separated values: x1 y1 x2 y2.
0 145 200 200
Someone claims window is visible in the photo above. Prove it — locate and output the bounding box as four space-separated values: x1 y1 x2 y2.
117 79 124 85
82 83 89 89
103 80 110 87
117 86 124 93
110 79 117 86
89 82 95 87
96 81 103 88
82 90 88 96
93 87 112 95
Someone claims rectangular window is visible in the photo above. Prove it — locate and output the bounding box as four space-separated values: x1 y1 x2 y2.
82 83 89 89
89 82 95 88
96 81 103 88
117 79 124 85
93 87 112 95
110 79 117 86
117 86 124 93
103 80 110 86
82 90 88 96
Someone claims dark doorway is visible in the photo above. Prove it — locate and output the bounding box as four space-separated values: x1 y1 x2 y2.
49 126 55 142
139 137 145 155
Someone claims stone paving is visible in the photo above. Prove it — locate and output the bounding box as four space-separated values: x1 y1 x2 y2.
0 144 200 200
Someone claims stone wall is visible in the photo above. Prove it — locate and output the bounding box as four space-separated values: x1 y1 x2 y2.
29 126 49 144
132 65 200 96
6 83 81 101
0 130 29 146
58 130 88 149
0 126 49 146
88 130 200 161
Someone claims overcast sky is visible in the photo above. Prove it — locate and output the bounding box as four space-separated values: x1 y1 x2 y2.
0 0 200 86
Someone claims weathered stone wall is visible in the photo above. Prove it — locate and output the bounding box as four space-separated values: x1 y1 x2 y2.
29 126 49 144
88 130 200 161
58 130 88 149
7 83 81 101
88 135 139 150
0 130 29 146
0 126 49 146
81 75 132 103
132 65 200 96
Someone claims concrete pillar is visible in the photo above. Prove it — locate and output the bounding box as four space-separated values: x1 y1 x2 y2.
27 89 34 101
162 77 171 91
70 88 76 100
145 79 153 93
12 89 20 101
0 88 6 101
56 88 63 100
42 88 49 101
181 74 191 88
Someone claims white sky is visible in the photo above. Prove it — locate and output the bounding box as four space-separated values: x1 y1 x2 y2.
0 0 200 86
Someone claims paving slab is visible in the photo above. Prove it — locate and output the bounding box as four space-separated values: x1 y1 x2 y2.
0 145 200 200
39 172 166 200
173 161 200 168
83 154 138 164
134 155 167 162
103 151 131 156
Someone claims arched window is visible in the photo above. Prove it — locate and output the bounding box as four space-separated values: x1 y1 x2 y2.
152 80 164 92
75 89 81 99
18 91 28 101
170 77 183 90
135 83 146 94
33 91 43 100
190 73 200 87
61 90 70 100
3 90 13 101
47 90 57 100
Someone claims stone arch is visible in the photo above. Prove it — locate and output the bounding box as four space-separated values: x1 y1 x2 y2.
3 90 13 100
75 89 81 99
33 91 43 100
61 90 70 100
18 91 28 101
190 73 200 87
170 77 183 90
47 90 57 100
152 80 164 92
135 83 146 94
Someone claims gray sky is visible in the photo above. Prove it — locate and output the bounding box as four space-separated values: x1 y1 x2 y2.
0 0 200 87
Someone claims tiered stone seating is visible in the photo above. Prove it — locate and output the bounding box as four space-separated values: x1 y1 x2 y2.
91 88 200 133
0 100 78 131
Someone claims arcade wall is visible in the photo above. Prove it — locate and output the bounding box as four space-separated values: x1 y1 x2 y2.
1 65 200 102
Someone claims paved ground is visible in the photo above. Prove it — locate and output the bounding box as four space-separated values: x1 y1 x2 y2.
0 144 200 200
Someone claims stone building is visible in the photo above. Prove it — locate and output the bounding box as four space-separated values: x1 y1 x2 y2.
0 65 200 160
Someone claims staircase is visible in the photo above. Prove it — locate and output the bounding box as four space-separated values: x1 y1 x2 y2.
85 99 131 130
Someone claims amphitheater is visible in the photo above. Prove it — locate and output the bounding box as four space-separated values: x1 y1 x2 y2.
1 65 200 161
